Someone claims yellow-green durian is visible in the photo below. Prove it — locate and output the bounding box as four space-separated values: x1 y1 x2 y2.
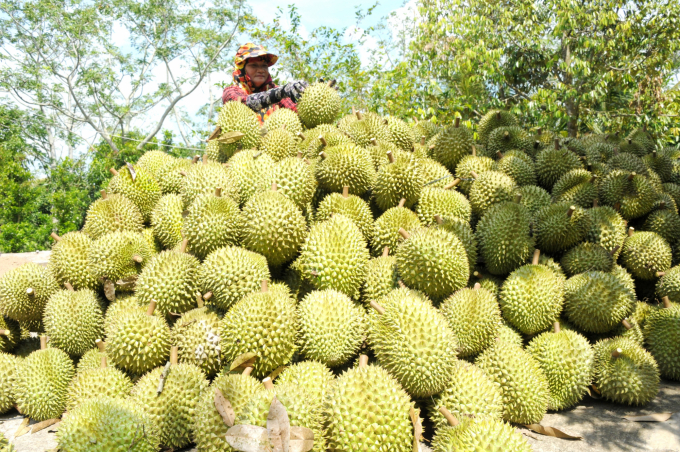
261 128 297 162
172 307 222 378
88 231 152 283
316 191 374 243
273 155 317 210
416 186 471 225
107 164 161 222
585 206 627 257
431 417 531 452
264 107 303 137
215 100 262 156
156 157 192 195
534 203 591 253
362 252 399 304
315 143 376 196
373 151 423 211
371 204 421 256
226 149 275 205
0 353 19 414
561 242 614 276
468 170 517 216
275 360 335 405
44 288 104 357
83 193 144 240
643 302 680 380
455 155 494 195
49 231 99 291
621 230 672 280
137 150 174 180
297 82 342 128
183 191 244 260
66 365 132 410
180 160 239 207
430 120 473 171
150 193 184 249
0 263 59 322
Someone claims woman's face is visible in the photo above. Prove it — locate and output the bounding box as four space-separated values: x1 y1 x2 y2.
245 57 270 88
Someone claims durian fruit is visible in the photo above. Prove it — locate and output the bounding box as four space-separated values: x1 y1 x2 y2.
172 306 222 378
477 110 518 145
0 263 59 322
66 357 132 410
315 143 376 196
299 127 352 159
413 119 440 143
486 126 532 157
621 229 672 280
492 149 536 186
226 149 275 205
107 301 171 375
180 160 239 208
371 200 422 256
663 182 680 206
552 169 598 208
76 344 107 373
297 289 365 367
316 187 374 243
57 396 160 452
369 288 457 397
598 170 658 219
220 281 297 377
500 251 564 335
264 107 303 137
325 358 415 452
82 192 144 240
157 157 192 195
526 323 594 410
197 246 270 311
561 242 614 276
564 271 635 333
435 217 478 273
88 231 152 284
416 186 471 225
534 203 591 253
643 151 673 182
299 215 370 299
656 265 680 303
0 353 19 414
214 100 262 157
643 297 680 380
104 295 144 336
107 164 161 222
627 127 655 153
440 284 501 358
475 339 549 424
497 322 524 347
297 81 342 128
131 348 209 449
48 231 99 291
594 337 659 405
431 118 473 172
396 227 469 300
261 128 297 162
137 150 174 179
142 227 161 255
43 288 104 357
475 201 534 275
362 247 400 304
342 112 391 148
367 141 404 169
468 269 504 297
275 360 335 405
0 317 19 353
15 337 75 420
274 155 317 210
373 151 423 211
385 116 416 151
535 146 583 190
150 194 184 249
609 152 649 174
242 186 306 267
643 205 680 244
193 370 262 452
431 415 531 452
135 247 201 317
586 206 627 257
468 170 517 216
455 154 495 195
517 184 551 218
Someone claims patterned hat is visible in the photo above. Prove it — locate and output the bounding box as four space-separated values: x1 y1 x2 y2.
234 43 278 70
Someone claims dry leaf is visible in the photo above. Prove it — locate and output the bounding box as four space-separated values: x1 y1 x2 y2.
231 352 258 371
524 424 582 440
410 406 423 452
268 397 290 452
217 131 246 144
269 366 287 382
623 413 673 422
225 424 270 452
103 279 116 302
15 417 29 437
115 275 137 292
207 125 222 142
126 162 137 181
214 388 236 427
288 427 314 452
31 418 59 434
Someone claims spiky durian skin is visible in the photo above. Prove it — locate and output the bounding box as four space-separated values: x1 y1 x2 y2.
586 206 627 257
561 242 614 276
49 231 99 291
656 265 680 303
644 304 680 380
275 361 335 404
0 353 18 413
83 194 144 240
297 290 365 367
440 287 501 358
416 186 471 225
135 250 201 317
66 366 132 411
193 373 262 452
500 264 564 335
131 363 208 449
316 192 374 243
369 288 457 397
15 347 75 421
455 155 494 195
57 396 160 452
264 107 303 137
137 150 174 179
397 227 469 300
486 126 532 155
430 123 473 172
180 161 239 207
297 82 341 128
103 295 144 336
343 113 391 148
551 169 597 208
534 203 591 253
315 144 376 196
261 128 297 162
326 364 415 452
564 271 635 334
535 148 583 190
220 290 297 378
373 152 423 211
385 116 416 151
197 246 270 311
526 330 594 410
371 206 422 256
362 255 399 305
107 311 171 375
43 289 104 357
493 150 536 186
215 100 261 156
437 218 478 273
477 110 518 145
107 164 160 222
76 348 107 373
517 184 551 217
226 149 275 205
419 157 453 188
183 193 244 260
621 231 672 280
172 307 222 378
156 157 191 195
300 127 352 159
594 337 659 405
643 209 680 244
475 340 549 424
475 202 535 275
367 142 404 169
274 156 316 209
469 170 517 216
609 152 648 174
88 231 152 283
0 316 19 353
431 417 531 452
238 382 327 452
598 170 658 220
241 190 306 267
300 215 370 299
0 263 59 322
150 194 184 249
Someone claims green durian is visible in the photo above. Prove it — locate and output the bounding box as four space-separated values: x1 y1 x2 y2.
516 184 551 217
455 155 494 195
493 149 536 186
261 128 297 162
83 193 144 240
107 164 161 222
76 347 107 373
342 112 391 148
44 288 104 357
534 203 591 253
477 110 518 145
535 147 583 190
643 301 680 380
172 307 222 378
183 191 244 260
416 186 471 225
215 100 262 157
150 194 184 249
264 107 303 137
156 157 192 195
137 150 174 179
180 160 239 208
468 170 517 216
299 128 352 159
431 119 473 171
371 204 422 256
419 157 454 189
609 152 648 174
227 149 276 205
367 141 404 169
385 116 416 151
0 263 59 322
621 230 672 280
586 206 627 257
598 170 658 220
552 169 598 208
297 81 341 128
497 322 524 347
66 364 132 410
643 152 673 182
49 231 99 291
656 265 680 303
432 417 531 452
273 155 317 210
88 231 152 284
373 151 423 211
486 126 532 157
643 207 680 244
561 242 614 276
315 143 376 196
436 217 478 273
316 190 374 243
0 353 18 414
0 317 19 353
275 361 334 405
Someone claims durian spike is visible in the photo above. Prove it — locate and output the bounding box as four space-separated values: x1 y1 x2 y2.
40 335 47 350
192 155 201 164
206 125 222 142
369 300 385 314
473 282 481 290
261 280 268 293
358 355 369 368
215 187 222 197
180 238 188 254
444 178 461 190
496 151 503 159
96 339 105 352
398 198 406 208
109 167 119 176
382 246 390 257
0 330 9 336
628 172 636 181
438 406 459 427
554 138 560 150
454 117 460 128
319 136 327 147
297 131 306 141
319 151 327 160
132 255 143 263
342 186 349 198
472 145 476 156
398 228 410 239
567 205 576 218
622 319 632 330
420 136 426 146
64 282 74 292
398 280 407 289
469 170 478 180
370 138 378 146
147 301 157 316
263 377 274 390
271 182 278 192
26 287 34 298
242 366 253 376
101 355 107 368
611 348 623 358
434 215 444 225
100 189 107 199
387 151 395 163
553 322 560 333
662 296 672 309
50 232 61 242
170 346 178 366
628 227 635 237
656 271 666 277
203 291 213 301
532 249 541 265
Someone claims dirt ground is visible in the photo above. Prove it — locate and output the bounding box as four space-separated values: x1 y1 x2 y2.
0 251 51 275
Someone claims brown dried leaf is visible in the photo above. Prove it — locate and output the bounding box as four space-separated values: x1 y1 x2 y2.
15 417 29 437
289 427 314 452
231 352 258 371
623 413 673 422
217 131 246 144
207 125 222 142
410 406 423 452
269 366 287 382
103 279 116 302
115 275 137 292
225 424 270 452
31 418 59 434
214 388 236 427
126 162 137 181
523 424 582 440
267 397 290 452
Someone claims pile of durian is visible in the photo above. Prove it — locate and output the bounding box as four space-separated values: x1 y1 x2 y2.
0 81 679 452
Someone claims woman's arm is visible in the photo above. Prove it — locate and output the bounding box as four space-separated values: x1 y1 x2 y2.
223 82 308 112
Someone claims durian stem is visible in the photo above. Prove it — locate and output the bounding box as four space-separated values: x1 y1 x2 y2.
653 149 657 157
420 136 426 146
387 151 395 163
100 189 107 199
628 172 636 181
398 198 406 208
515 193 522 203
622 319 632 330
611 348 622 358
382 246 390 257
554 138 560 150
26 287 35 297
496 151 503 159
157 362 171 394
132 255 144 263
0 330 9 336
614 202 621 212
180 238 188 254
261 280 268 293
454 117 460 128
438 406 459 427
473 271 483 279
96 339 105 352
101 355 107 368
434 214 444 225
319 151 327 160
370 300 385 314
444 178 461 190
472 145 476 156
370 138 378 146
398 228 410 240
593 198 599 207
263 377 274 390
658 201 666 209
215 187 222 197
50 232 61 242
662 296 671 309
496 112 501 120
351 106 356 116
179 171 187 177
469 170 478 180
473 282 481 290
202 153 209 164
253 151 263 159
242 366 253 376
147 301 157 316
532 249 541 265
40 335 47 350
534 140 541 149
609 245 620 256
383 119 389 125
206 125 222 142
64 282 74 292
297 132 306 141
203 291 213 301
627 138 632 145
297 151 303 159
192 155 200 164
537 127 543 135
196 292 204 308
358 355 369 368
170 346 178 365
589 175 597 184
398 280 407 289
553 322 560 333
627 227 635 237
656 271 666 277
109 167 119 176
342 186 349 198
503 130 510 140
271 182 278 192
429 144 436 151
319 136 327 147
281 123 287 131
567 206 576 217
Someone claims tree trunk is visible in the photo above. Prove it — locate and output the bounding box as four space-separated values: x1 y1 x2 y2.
566 99 579 137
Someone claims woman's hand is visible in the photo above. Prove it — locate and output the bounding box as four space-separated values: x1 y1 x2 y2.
281 81 309 102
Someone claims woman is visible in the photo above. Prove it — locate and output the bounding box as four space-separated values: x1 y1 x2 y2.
222 43 308 123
